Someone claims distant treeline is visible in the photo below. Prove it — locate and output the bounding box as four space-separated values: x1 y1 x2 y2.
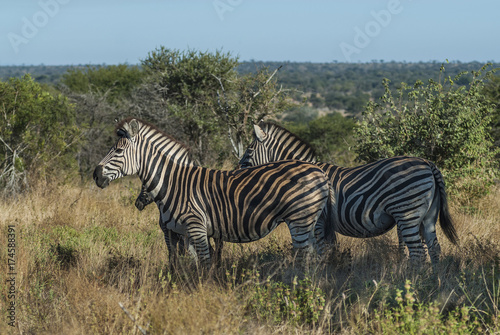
2 61 498 116
240 61 500 116
0 65 74 85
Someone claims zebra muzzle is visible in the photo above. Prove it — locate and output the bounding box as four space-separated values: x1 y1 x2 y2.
93 165 110 189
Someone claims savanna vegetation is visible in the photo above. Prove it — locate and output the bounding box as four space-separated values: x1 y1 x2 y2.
1 50 499 334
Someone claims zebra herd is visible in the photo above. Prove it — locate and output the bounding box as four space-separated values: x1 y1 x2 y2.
93 118 458 268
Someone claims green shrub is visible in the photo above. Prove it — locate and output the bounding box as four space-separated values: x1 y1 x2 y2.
61 64 144 103
482 73 500 147
232 267 326 326
371 280 482 334
355 63 499 199
287 112 356 165
0 75 80 195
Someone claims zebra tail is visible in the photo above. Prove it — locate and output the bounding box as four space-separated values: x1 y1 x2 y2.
431 162 459 245
324 185 337 245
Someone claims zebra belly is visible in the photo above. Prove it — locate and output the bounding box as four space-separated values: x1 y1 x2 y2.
335 211 396 238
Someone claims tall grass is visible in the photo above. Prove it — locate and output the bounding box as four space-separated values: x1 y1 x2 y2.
1 178 499 334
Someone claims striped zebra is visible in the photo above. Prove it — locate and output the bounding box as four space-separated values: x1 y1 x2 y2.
93 118 331 265
239 121 459 264
135 176 223 266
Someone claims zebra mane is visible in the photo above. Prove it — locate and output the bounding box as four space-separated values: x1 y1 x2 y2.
116 117 193 156
258 121 317 157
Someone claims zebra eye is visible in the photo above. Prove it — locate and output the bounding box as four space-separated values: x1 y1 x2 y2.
115 148 124 154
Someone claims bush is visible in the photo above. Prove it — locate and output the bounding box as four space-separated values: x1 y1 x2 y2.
283 105 319 124
61 64 144 103
228 267 326 326
0 75 80 195
355 63 499 199
287 112 356 166
482 73 500 148
370 280 482 334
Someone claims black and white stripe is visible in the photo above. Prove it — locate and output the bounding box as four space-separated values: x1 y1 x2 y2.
134 173 223 265
93 118 331 265
239 122 459 264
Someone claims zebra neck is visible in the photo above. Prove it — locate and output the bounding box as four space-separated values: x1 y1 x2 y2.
136 135 194 200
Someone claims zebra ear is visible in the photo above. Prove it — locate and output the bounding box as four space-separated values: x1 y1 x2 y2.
254 124 267 142
121 119 139 137
128 119 140 137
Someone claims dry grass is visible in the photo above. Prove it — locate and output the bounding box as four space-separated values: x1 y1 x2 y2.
1 179 500 334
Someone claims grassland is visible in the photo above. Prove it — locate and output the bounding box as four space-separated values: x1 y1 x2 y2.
1 178 499 334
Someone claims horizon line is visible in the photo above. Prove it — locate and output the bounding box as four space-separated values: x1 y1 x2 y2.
1 59 499 67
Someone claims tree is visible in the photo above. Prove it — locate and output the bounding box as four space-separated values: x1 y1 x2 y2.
216 65 292 160
140 48 239 165
0 75 80 195
136 47 291 166
355 64 499 199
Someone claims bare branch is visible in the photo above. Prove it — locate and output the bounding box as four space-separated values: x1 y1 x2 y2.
118 302 148 335
0 135 13 153
253 65 283 99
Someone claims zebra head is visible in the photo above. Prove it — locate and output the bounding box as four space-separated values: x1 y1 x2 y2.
239 123 271 168
93 118 141 189
240 122 318 168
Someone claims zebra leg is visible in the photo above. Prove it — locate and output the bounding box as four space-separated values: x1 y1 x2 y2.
397 225 407 257
313 210 330 256
288 223 316 254
420 194 442 265
158 216 190 270
397 219 427 264
183 237 198 259
161 224 182 270
211 238 224 263
171 233 222 269
288 210 325 262
186 222 211 267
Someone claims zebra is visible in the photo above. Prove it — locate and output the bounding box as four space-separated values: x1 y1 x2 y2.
239 121 459 264
93 118 332 266
135 177 223 266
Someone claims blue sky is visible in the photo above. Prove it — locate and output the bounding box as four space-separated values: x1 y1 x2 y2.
1 0 499 65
